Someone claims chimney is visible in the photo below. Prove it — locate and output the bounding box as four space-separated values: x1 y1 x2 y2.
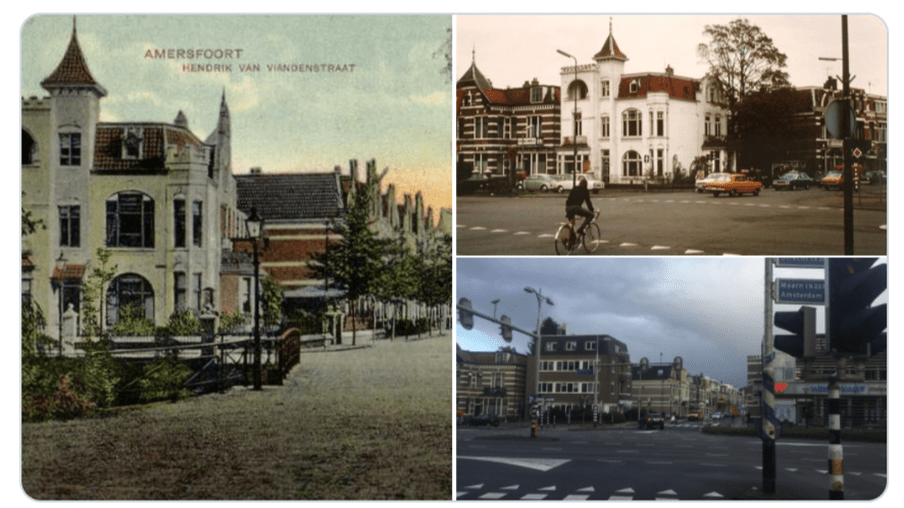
250 167 261 175
665 65 674 76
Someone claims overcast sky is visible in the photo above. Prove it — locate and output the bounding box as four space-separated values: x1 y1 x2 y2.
456 257 887 389
20 14 453 216
456 14 888 97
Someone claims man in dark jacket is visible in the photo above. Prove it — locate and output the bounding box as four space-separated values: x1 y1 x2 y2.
565 177 595 235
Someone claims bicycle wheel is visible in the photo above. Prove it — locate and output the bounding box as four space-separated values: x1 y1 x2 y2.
582 223 601 253
554 225 575 255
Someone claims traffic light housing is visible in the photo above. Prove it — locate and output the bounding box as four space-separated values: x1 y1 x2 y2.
500 314 513 342
774 306 817 358
458 297 474 330
826 258 887 356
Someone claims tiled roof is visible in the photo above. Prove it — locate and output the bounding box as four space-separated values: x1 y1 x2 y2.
40 25 106 96
236 172 344 222
619 74 698 101
593 33 628 61
93 124 199 171
51 263 86 281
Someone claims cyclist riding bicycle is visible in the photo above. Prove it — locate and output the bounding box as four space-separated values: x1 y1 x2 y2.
565 177 595 236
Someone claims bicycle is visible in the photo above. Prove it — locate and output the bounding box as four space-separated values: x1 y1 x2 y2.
554 209 601 255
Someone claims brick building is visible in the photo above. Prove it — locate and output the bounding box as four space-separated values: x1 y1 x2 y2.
456 51 561 178
457 346 528 420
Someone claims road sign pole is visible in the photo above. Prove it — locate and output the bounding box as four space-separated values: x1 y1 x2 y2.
762 259 777 495
841 15 854 254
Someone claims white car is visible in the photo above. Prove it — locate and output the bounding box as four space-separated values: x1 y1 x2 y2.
552 174 604 194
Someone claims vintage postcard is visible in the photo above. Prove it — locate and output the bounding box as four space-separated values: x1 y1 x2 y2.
20 14 453 500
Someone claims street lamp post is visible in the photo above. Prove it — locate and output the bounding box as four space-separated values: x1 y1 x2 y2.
525 286 553 437
557 49 579 187
245 207 265 391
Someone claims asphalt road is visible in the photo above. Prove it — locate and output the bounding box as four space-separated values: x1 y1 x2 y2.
456 421 887 501
455 186 887 256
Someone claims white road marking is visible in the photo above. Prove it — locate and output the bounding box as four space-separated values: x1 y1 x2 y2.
490 229 508 233
538 485 556 491
521 493 547 500
651 245 671 250
479 492 507 499
457 456 571 472
563 494 590 500
500 484 519 490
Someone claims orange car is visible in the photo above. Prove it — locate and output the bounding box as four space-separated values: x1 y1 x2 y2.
705 173 763 197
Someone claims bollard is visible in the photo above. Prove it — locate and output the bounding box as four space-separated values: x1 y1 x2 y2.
828 376 844 500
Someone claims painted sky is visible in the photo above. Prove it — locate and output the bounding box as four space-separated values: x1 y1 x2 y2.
456 14 888 98
20 14 453 217
456 258 887 389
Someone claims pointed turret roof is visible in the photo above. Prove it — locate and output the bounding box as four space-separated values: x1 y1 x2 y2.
593 18 628 62
40 17 107 96
205 90 230 144
456 47 492 91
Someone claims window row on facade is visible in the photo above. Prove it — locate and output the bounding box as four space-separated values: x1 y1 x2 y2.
58 193 206 249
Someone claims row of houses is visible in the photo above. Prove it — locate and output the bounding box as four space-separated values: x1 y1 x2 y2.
21 21 452 349
457 332 742 421
456 22 887 185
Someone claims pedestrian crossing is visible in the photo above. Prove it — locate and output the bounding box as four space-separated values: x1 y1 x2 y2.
456 484 722 501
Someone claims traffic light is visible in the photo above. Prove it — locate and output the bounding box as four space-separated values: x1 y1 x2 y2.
500 314 513 342
458 297 474 330
774 306 817 358
826 258 887 356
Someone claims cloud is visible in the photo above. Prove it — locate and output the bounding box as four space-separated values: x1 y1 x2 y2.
405 90 448 106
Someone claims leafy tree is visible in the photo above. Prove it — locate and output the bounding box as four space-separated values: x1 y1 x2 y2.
539 316 561 336
374 235 418 340
261 274 284 330
696 18 790 106
433 26 452 83
82 248 118 338
731 87 805 170
110 303 156 336
159 309 203 336
697 18 791 170
312 178 391 346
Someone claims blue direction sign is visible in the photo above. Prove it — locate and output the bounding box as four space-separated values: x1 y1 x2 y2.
775 278 826 305
774 258 825 268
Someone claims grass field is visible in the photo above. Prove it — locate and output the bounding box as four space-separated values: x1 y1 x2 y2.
21 335 453 500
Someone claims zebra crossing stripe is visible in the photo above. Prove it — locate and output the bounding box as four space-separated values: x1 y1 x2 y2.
500 485 519 490
538 485 556 491
576 487 595 492
520 493 547 500
563 494 590 500
478 492 506 499
704 492 724 498
608 495 634 500
464 483 484 489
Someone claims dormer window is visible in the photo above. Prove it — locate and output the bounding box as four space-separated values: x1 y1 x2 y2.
531 86 543 103
122 127 143 160
629 79 639 93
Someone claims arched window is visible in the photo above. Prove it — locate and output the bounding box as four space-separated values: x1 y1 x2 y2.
106 192 155 248
106 273 155 326
22 129 37 165
567 80 588 100
622 109 642 137
623 150 642 177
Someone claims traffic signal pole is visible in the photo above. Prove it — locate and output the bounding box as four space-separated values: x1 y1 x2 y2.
828 358 845 499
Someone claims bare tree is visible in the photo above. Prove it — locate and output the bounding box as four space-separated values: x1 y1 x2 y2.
697 18 791 106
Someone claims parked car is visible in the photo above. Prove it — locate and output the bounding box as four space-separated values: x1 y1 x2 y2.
773 171 814 191
639 413 665 430
705 173 763 197
863 171 887 184
710 412 723 422
521 174 557 193
695 172 731 193
469 413 500 427
552 174 604 194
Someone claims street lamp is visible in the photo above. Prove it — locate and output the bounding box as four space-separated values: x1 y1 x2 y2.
525 286 553 435
491 299 500 319
557 49 579 187
245 206 265 391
